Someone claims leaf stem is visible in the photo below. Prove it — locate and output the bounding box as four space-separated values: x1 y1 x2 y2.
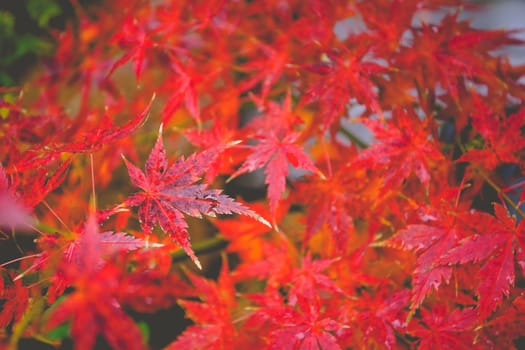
339 126 369 149
455 138 525 219
477 169 525 219
9 296 45 350
90 153 96 213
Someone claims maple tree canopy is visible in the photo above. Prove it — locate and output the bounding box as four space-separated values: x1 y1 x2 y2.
0 0 525 349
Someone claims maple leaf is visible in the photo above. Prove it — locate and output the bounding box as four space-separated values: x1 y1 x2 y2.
356 0 421 55
439 204 525 319
160 58 221 126
41 214 152 302
356 108 445 190
228 93 320 216
107 16 158 80
302 45 385 130
63 95 154 153
63 231 150 269
395 12 523 103
267 296 343 350
287 254 343 306
184 116 244 183
123 125 268 269
480 295 525 348
46 214 147 350
458 98 525 170
296 161 362 249
244 289 341 350
165 260 237 350
0 270 29 328
237 37 290 98
409 305 477 350
387 223 457 309
350 289 410 350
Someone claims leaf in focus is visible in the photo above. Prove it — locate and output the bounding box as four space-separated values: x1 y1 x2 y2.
123 125 268 269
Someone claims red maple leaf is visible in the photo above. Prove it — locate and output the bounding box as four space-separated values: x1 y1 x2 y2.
458 97 525 170
160 58 221 126
357 108 445 191
237 37 290 98
107 16 160 81
165 260 237 350
63 231 150 269
287 254 343 307
229 92 320 216
296 161 362 249
123 125 268 268
302 45 385 130
388 223 456 309
0 270 28 328
409 304 477 350
266 296 343 350
349 289 410 350
395 12 522 103
46 214 147 350
439 204 525 319
479 295 525 348
184 115 245 183
63 95 154 153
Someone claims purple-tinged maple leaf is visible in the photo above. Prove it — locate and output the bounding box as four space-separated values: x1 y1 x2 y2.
267 296 343 350
64 230 152 270
123 125 269 269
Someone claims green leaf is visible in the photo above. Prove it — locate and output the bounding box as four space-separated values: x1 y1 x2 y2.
26 0 62 28
45 322 70 341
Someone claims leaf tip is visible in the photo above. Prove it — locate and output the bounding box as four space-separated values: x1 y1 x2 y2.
256 215 272 228
194 257 202 270
226 140 242 148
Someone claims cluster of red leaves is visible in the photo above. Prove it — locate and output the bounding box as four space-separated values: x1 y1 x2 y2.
1 0 525 349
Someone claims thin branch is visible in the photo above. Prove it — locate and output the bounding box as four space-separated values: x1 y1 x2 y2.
339 126 369 149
